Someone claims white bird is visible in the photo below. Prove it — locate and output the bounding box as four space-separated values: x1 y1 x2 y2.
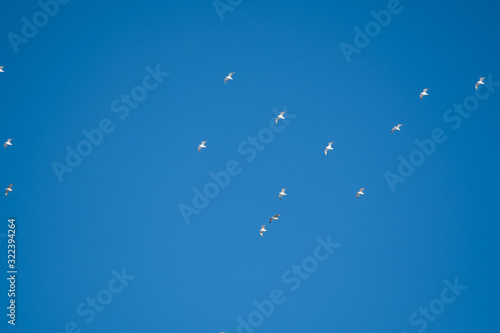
356 188 365 199
275 111 286 124
0 66 4 72
4 139 12 149
260 225 267 237
475 77 486 90
391 124 403 133
324 141 334 156
5 184 13 197
224 72 235 84
269 214 280 223
198 141 207 152
279 188 287 200
420 88 429 100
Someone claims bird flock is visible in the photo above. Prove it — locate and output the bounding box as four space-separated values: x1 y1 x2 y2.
0 65 489 226
198 72 490 237
0 63 492 333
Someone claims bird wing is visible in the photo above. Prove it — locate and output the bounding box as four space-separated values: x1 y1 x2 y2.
279 194 282 200
275 117 278 124
3 143 6 149
391 128 395 133
201 141 206 144
480 77 486 82
423 88 428 92
198 146 201 152
5 190 8 196
420 93 424 100
224 77 228 83
280 111 286 116
7 139 11 143
360 188 365 191
324 148 328 155
356 193 360 198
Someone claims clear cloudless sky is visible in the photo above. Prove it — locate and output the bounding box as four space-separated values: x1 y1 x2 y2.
0 0 499 332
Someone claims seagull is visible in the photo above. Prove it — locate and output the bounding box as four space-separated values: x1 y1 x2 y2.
420 88 429 100
391 124 403 133
269 214 280 223
475 77 486 90
260 225 267 237
198 141 207 152
0 66 4 72
324 141 334 156
224 72 235 84
5 184 13 197
4 139 12 149
279 188 287 200
275 111 286 124
356 188 365 199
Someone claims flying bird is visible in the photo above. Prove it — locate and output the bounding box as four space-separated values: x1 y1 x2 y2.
269 214 280 223
324 142 334 156
4 139 12 149
260 225 267 237
420 88 429 100
0 66 4 72
391 124 403 133
275 111 286 124
279 188 287 200
198 141 207 152
475 77 486 90
224 72 234 84
356 188 365 199
5 184 13 197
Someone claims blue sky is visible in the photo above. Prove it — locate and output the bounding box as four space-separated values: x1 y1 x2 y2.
0 0 499 332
